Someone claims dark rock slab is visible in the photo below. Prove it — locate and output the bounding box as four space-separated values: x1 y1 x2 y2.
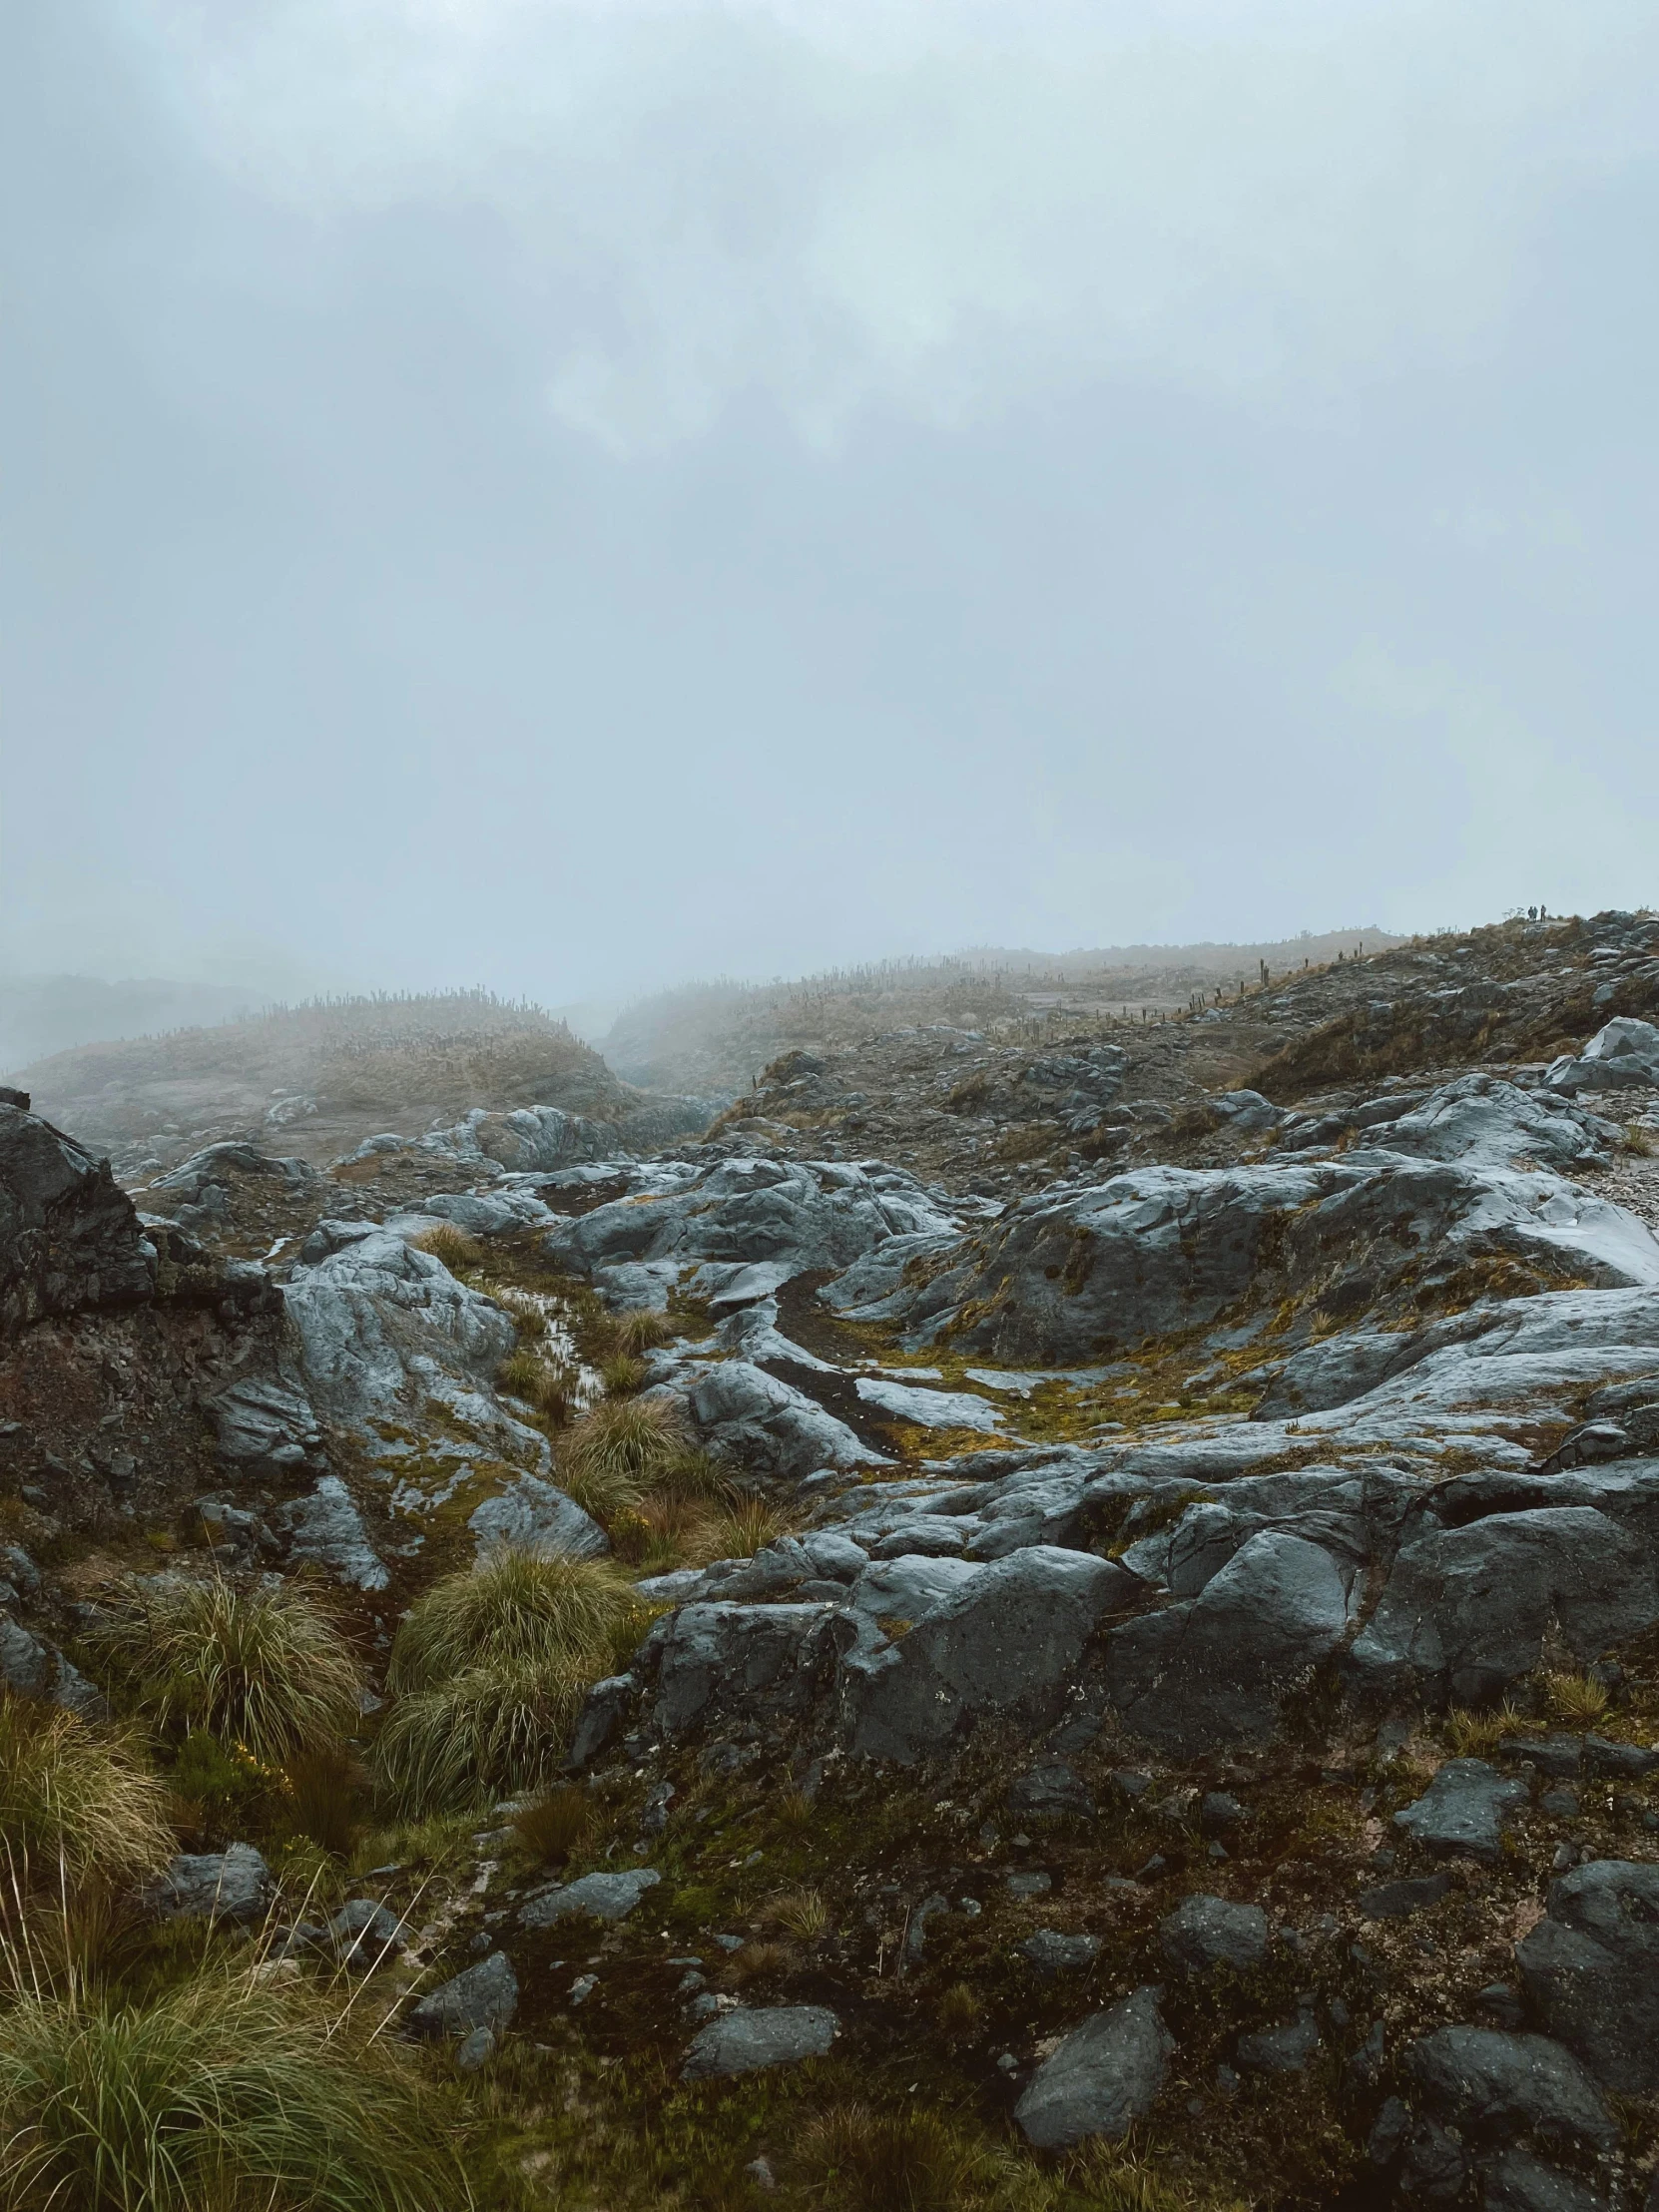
1013 1988 1173 2149
407 1951 519 2039
1407 2025 1617 2151
1393 1760 1528 1862
1517 1859 1659 2094
680 2004 839 2080
1159 1894 1269 1972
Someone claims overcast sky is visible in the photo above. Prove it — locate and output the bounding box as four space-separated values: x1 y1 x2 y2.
5 0 1658 1006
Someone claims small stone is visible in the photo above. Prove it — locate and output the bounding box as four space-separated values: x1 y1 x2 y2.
407 1951 518 2039
454 2026 495 2072
1540 1788 1581 1818
569 1974 598 2005
1237 2007 1322 2074
1021 1930 1102 1972
1160 1894 1269 1973
1006 1871 1052 1899
1013 1987 1174 2149
1393 1760 1528 1863
1358 1875 1451 1922
520 1869 660 1929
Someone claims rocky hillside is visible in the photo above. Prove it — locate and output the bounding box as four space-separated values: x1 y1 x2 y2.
7 908 1659 2210
14 989 720 1178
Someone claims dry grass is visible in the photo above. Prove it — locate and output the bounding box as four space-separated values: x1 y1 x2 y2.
766 1888 830 1940
512 1787 593 1867
1443 1702 1527 1758
0 1946 469 2211
722 1940 790 1987
0 1699 174 1891
692 1497 787 1563
935 1981 983 2036
793 2105 983 2212
1544 1671 1611 1728
85 1574 364 1764
411 1223 485 1273
496 1348 581 1426
599 1353 649 1398
608 1310 675 1358
373 1660 594 1819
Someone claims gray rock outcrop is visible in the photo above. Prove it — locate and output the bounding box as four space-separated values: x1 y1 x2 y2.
1013 1988 1174 2149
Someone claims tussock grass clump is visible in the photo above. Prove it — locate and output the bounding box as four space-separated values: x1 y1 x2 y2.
386 1551 638 1695
373 1661 591 1818
411 1223 485 1273
794 2105 982 2212
767 1887 829 1940
1444 1702 1527 1758
556 1394 691 1521
599 1352 649 1398
935 1981 982 2036
0 1698 174 1890
376 1551 647 1815
87 1574 365 1764
603 1309 675 1359
511 1786 592 1866
0 1961 467 2212
1545 1671 1611 1727
696 1497 787 1563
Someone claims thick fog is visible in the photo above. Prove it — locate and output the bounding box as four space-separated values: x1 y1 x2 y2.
5 0 1658 1006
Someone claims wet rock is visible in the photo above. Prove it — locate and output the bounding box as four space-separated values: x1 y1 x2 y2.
1407 2025 1617 2152
519 1868 661 1929
1237 2005 1321 2074
276 1476 387 1591
1359 1874 1452 1921
1107 1531 1354 1757
1009 1763 1096 1820
1350 1508 1658 1706
147 1844 272 1924
407 1951 519 2039
654 1602 836 1737
468 1475 609 1560
0 1099 156 1340
680 2004 839 2080
1516 1860 1659 2094
1393 1761 1528 1863
1159 1895 1270 1973
840 1547 1134 1765
1483 2146 1608 2212
1546 1018 1659 1096
685 1361 882 1478
1021 1930 1102 1972
1013 1987 1174 2149
330 1899 405 1970
567 1673 637 1770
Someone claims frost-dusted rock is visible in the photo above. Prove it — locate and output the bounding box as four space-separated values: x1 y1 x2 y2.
276 1476 388 1591
853 1377 1001 1431
680 2004 839 2080
654 1602 835 1736
1013 1988 1174 2149
1393 1761 1528 1863
148 1844 272 1923
1547 1019 1659 1096
1406 2025 1617 2151
1350 1076 1614 1172
283 1230 517 1430
520 1868 660 1929
1106 1531 1353 1757
1159 1894 1269 1973
839 1547 1134 1765
889 1138 1659 1364
1516 1860 1659 2094
1349 1507 1658 1706
198 1370 323 1476
468 1475 608 1560
407 1951 519 2039
545 1155 959 1292
405 1189 554 1237
0 1099 155 1341
684 1360 883 1478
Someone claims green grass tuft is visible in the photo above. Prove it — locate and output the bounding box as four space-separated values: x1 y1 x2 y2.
0 1959 470 2212
86 1573 365 1764
0 1697 174 1891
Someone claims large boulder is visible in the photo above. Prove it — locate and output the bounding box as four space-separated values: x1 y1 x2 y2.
146 1844 272 1924
1547 1019 1659 1096
1516 1860 1659 2094
1392 1760 1528 1864
0 1100 155 1340
1406 2026 1617 2153
1013 1988 1174 2149
683 1361 882 1478
839 1547 1135 1765
652 1602 837 1737
1349 1508 1658 1706
1105 1531 1354 1757
543 1156 959 1297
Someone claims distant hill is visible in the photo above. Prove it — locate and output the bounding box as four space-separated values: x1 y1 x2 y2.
16 990 635 1162
603 927 1405 1091
0 974 271 1076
